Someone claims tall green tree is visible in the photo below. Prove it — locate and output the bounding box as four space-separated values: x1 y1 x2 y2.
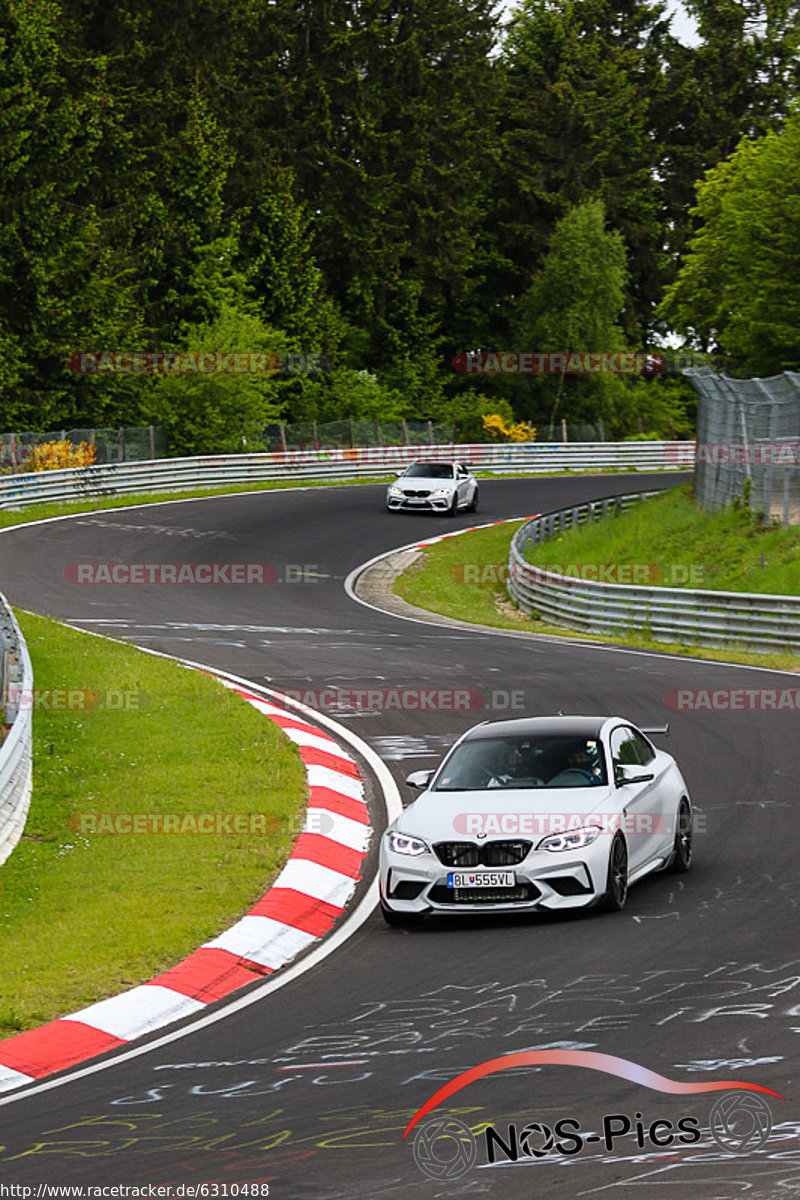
0 0 146 428
486 0 671 341
513 198 630 428
654 0 800 278
659 110 800 374
261 0 499 407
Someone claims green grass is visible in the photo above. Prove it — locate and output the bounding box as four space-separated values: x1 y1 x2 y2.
525 484 800 595
393 514 799 672
395 521 532 629
0 612 306 1036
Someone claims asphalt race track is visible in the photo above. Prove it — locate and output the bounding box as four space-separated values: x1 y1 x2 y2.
0 473 797 1198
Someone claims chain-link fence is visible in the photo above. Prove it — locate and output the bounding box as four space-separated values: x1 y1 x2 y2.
263 418 460 450
264 416 646 450
0 426 168 471
685 369 800 525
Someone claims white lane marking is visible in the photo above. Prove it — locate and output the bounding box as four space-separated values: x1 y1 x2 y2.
0 666 401 1109
70 986 206 1041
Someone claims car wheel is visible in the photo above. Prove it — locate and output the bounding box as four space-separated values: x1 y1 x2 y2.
467 486 479 513
600 834 628 911
669 799 693 873
380 900 424 928
448 493 459 517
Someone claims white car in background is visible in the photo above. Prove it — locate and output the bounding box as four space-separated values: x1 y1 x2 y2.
386 460 479 515
380 715 693 926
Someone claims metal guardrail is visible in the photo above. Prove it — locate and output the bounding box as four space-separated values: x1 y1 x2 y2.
0 441 691 510
508 492 800 653
0 596 33 866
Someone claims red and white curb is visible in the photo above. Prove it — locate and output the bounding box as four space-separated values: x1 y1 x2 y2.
412 514 540 551
0 679 371 1093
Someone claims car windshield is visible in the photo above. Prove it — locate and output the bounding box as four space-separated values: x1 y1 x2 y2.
402 463 455 479
432 734 608 789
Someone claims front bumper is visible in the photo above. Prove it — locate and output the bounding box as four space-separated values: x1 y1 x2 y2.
379 840 610 916
386 491 454 512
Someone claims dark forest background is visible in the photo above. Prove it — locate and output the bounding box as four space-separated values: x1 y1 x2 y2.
1 0 798 452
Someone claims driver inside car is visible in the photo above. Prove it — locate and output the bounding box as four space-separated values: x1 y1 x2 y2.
488 742 543 787
562 744 601 783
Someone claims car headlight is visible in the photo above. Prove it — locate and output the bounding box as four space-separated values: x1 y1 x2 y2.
537 826 601 852
387 831 429 856
388 486 403 497
430 487 451 498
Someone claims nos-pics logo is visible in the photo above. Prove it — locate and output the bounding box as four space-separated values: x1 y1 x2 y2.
406 1051 782 1180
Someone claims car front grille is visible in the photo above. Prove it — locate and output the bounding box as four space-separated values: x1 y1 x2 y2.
428 882 541 905
434 841 532 867
403 489 431 498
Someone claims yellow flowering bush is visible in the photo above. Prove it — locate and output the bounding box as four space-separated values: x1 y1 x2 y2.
482 413 537 442
30 440 97 471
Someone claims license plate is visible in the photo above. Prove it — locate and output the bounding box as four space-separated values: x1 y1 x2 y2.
447 871 515 889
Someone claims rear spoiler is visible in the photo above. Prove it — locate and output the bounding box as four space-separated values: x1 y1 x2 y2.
641 724 669 736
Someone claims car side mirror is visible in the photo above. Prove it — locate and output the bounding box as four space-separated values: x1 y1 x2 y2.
405 769 434 789
616 764 655 786
394 468 405 477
